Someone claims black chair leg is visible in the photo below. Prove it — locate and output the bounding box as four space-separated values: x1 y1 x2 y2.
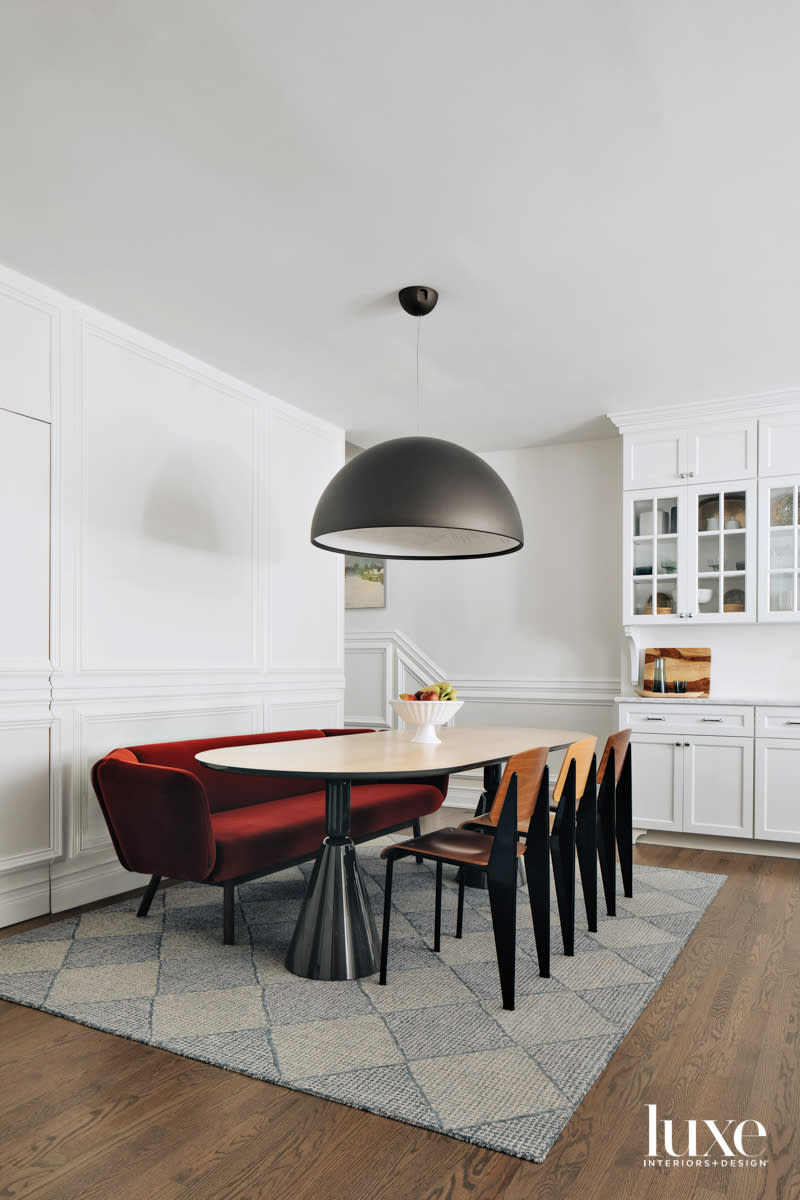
434 860 443 952
487 874 517 1010
223 881 236 945
412 818 423 864
137 874 161 918
380 853 398 985
524 771 551 977
576 758 598 932
550 761 576 956
616 751 633 898
456 877 465 938
597 759 617 916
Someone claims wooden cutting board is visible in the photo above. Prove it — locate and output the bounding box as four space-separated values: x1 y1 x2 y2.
637 647 711 697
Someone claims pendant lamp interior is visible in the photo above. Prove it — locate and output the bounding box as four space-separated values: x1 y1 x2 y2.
310 288 524 560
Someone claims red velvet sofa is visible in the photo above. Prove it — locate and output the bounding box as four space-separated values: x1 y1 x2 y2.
91 728 448 944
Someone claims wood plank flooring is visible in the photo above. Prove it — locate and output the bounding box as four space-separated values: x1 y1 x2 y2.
1 844 798 1200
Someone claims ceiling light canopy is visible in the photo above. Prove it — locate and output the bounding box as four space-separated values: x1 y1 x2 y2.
309 287 524 561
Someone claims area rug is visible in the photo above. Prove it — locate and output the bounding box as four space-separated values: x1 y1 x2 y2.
0 841 725 1163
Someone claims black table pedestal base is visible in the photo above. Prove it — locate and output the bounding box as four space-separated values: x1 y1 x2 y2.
285 838 380 980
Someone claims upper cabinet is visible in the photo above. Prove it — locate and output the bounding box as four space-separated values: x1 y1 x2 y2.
758 414 800 478
758 476 800 621
623 480 757 624
623 420 757 490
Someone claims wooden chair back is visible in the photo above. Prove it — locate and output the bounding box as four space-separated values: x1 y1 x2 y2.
485 746 549 828
597 729 632 786
552 736 598 805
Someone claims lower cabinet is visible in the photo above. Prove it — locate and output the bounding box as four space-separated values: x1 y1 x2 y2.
620 703 755 838
754 708 800 841
629 729 753 837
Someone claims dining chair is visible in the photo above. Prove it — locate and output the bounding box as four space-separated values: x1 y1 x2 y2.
379 747 551 1010
596 728 633 916
547 736 598 952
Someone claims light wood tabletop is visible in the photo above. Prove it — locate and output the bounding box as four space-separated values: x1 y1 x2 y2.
196 726 589 780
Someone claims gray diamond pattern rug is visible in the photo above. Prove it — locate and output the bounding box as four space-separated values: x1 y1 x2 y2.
0 841 725 1162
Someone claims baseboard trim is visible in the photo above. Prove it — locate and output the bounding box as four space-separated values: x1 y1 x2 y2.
635 830 800 860
49 857 149 913
0 866 50 929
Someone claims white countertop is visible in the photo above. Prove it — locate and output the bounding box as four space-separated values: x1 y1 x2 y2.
616 694 800 706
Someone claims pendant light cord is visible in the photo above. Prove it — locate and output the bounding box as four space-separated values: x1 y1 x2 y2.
416 316 421 435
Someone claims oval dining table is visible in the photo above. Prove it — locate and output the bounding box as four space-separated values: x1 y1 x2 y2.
196 725 589 981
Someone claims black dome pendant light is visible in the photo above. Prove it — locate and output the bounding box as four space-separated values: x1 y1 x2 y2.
310 287 524 560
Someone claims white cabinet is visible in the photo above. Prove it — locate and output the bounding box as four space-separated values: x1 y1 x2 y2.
758 477 800 621
623 421 756 490
758 414 800 478
625 703 754 838
755 706 800 842
623 479 756 623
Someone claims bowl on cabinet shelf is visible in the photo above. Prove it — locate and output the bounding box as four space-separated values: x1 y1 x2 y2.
697 588 713 604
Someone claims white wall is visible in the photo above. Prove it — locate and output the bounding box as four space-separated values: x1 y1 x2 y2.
0 262 345 924
345 438 623 805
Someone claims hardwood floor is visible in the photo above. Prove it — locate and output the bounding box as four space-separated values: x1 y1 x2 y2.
1 845 798 1200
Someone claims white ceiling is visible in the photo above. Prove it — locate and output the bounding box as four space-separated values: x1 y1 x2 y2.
1 2 799 450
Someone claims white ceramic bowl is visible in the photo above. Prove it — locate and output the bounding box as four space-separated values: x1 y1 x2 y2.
389 699 464 744
697 588 713 603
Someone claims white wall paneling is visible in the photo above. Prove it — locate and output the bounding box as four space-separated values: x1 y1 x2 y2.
0 275 59 422
267 408 343 672
0 259 346 924
77 319 263 673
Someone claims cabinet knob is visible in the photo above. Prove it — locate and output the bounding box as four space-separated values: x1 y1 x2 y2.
675 741 682 746
684 741 690 747
688 471 695 478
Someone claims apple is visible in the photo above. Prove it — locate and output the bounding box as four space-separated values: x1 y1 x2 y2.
418 689 439 701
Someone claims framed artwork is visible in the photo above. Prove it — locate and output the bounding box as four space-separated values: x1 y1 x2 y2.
345 556 386 609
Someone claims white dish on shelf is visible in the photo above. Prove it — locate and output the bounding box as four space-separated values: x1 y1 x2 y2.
389 699 464 744
697 588 713 603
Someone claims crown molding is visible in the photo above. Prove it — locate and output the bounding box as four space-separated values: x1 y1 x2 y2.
608 388 800 436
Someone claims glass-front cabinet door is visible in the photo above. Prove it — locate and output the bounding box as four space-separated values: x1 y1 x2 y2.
624 489 684 622
624 481 756 624
688 481 756 623
759 477 800 620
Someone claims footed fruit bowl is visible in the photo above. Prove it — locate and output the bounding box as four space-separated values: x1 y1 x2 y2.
389 699 464 744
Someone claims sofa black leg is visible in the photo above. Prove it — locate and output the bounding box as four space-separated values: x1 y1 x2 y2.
412 818 423 864
223 881 236 945
137 874 161 919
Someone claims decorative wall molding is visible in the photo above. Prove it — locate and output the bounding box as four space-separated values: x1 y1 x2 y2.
608 388 800 436
345 630 620 727
344 631 447 727
456 677 620 705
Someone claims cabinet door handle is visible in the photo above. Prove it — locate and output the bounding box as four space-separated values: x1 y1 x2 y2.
645 716 665 721
701 717 723 722
679 472 688 479
785 720 800 726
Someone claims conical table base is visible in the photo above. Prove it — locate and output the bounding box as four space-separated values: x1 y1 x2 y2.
285 839 380 980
